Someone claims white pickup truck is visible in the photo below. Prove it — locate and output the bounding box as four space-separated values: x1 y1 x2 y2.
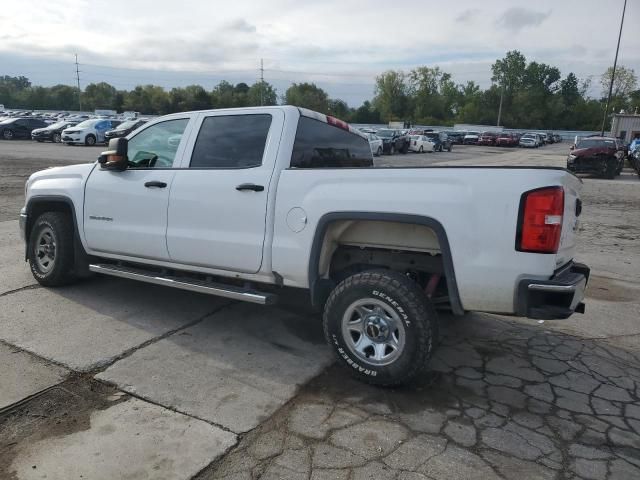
20 106 590 385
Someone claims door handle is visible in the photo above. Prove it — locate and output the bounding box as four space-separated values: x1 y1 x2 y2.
144 181 167 188
236 183 264 192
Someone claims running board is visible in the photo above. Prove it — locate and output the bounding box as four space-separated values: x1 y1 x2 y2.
89 264 277 305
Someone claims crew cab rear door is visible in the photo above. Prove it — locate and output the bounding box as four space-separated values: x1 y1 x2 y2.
166 109 284 273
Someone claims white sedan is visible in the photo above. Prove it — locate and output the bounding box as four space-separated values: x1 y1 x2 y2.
367 133 383 156
409 135 435 153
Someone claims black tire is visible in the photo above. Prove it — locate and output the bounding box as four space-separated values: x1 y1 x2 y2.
28 212 76 287
85 134 96 146
605 161 617 179
447 144 452 152
53 133 62 143
390 144 396 155
419 146 424 153
401 143 409 154
323 270 437 386
3 129 14 140
376 146 382 157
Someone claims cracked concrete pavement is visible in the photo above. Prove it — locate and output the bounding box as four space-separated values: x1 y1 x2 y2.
1 141 639 479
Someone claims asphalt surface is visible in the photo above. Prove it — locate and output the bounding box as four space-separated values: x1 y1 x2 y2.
1 139 639 479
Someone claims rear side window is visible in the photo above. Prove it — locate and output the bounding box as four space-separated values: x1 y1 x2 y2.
290 116 373 168
190 114 272 168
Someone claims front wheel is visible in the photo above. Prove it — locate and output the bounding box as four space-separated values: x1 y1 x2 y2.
376 146 382 156
53 133 61 143
323 270 437 386
85 134 96 146
3 129 14 140
419 146 424 153
28 212 77 286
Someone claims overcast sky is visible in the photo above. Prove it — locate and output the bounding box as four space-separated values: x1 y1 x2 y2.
1 0 638 106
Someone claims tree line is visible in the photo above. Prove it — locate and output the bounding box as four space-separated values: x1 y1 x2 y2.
1 51 638 130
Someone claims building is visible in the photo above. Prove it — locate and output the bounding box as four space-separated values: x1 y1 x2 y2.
610 112 640 143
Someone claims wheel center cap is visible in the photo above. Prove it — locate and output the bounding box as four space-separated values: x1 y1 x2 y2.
364 316 389 341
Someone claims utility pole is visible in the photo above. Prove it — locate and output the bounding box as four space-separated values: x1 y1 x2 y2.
260 58 264 106
601 0 627 136
74 54 82 112
496 81 504 127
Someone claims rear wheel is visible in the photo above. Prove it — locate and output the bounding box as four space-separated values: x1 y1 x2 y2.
376 146 382 156
323 270 437 386
419 146 424 153
28 212 77 286
53 133 61 143
3 129 14 140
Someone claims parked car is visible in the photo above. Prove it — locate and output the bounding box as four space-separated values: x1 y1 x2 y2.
409 135 435 153
546 132 556 144
61 119 122 146
463 131 480 145
445 131 465 145
31 120 79 143
104 119 148 142
519 133 540 148
628 145 640 178
20 105 589 385
567 136 624 179
477 131 498 146
424 132 452 152
553 134 562 143
366 133 383 156
495 133 519 147
376 129 409 154
0 117 48 140
534 132 549 145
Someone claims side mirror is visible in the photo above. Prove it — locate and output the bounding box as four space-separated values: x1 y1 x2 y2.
98 137 128 171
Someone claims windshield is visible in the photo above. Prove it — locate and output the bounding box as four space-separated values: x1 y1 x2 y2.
74 119 98 129
522 135 535 140
116 120 138 130
48 121 72 129
424 133 438 140
576 139 615 149
376 129 394 138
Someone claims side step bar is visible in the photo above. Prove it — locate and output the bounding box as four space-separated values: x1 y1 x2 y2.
89 264 277 305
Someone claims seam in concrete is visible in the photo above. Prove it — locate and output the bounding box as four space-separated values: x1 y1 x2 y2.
0 283 41 298
90 300 236 375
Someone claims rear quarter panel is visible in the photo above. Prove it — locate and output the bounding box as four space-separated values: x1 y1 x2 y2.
272 167 580 314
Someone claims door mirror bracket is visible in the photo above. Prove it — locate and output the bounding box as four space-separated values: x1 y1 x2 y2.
99 137 128 171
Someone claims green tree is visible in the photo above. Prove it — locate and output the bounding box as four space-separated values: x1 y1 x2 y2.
351 101 381 124
83 82 118 110
246 81 278 106
373 70 409 121
284 82 329 113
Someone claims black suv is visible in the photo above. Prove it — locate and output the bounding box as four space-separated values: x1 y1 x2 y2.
104 119 148 141
0 118 48 140
376 129 410 154
424 132 453 152
31 120 79 143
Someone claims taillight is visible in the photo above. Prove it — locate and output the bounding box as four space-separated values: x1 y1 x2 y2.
516 186 564 253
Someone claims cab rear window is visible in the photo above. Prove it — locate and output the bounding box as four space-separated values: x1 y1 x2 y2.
290 116 373 168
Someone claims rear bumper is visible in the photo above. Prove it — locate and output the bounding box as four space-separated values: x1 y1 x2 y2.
516 262 590 320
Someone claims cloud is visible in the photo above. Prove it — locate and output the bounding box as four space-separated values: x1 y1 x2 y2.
456 9 480 23
225 19 257 33
496 7 551 32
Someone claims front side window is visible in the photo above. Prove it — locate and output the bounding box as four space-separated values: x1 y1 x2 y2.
127 118 189 169
190 114 272 168
291 116 373 168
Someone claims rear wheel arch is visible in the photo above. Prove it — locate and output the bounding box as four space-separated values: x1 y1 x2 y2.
308 212 464 315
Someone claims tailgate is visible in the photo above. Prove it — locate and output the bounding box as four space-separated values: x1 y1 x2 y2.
556 173 582 268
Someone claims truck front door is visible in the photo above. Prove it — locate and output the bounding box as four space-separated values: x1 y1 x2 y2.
83 116 192 260
166 110 283 273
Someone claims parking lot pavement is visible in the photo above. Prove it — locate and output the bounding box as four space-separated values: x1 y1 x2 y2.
0 221 34 295
1 140 640 479
4 381 236 480
96 303 333 433
0 342 67 411
203 313 640 480
0 267 230 371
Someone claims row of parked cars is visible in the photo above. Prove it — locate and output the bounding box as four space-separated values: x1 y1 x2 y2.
360 126 562 156
0 112 148 145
